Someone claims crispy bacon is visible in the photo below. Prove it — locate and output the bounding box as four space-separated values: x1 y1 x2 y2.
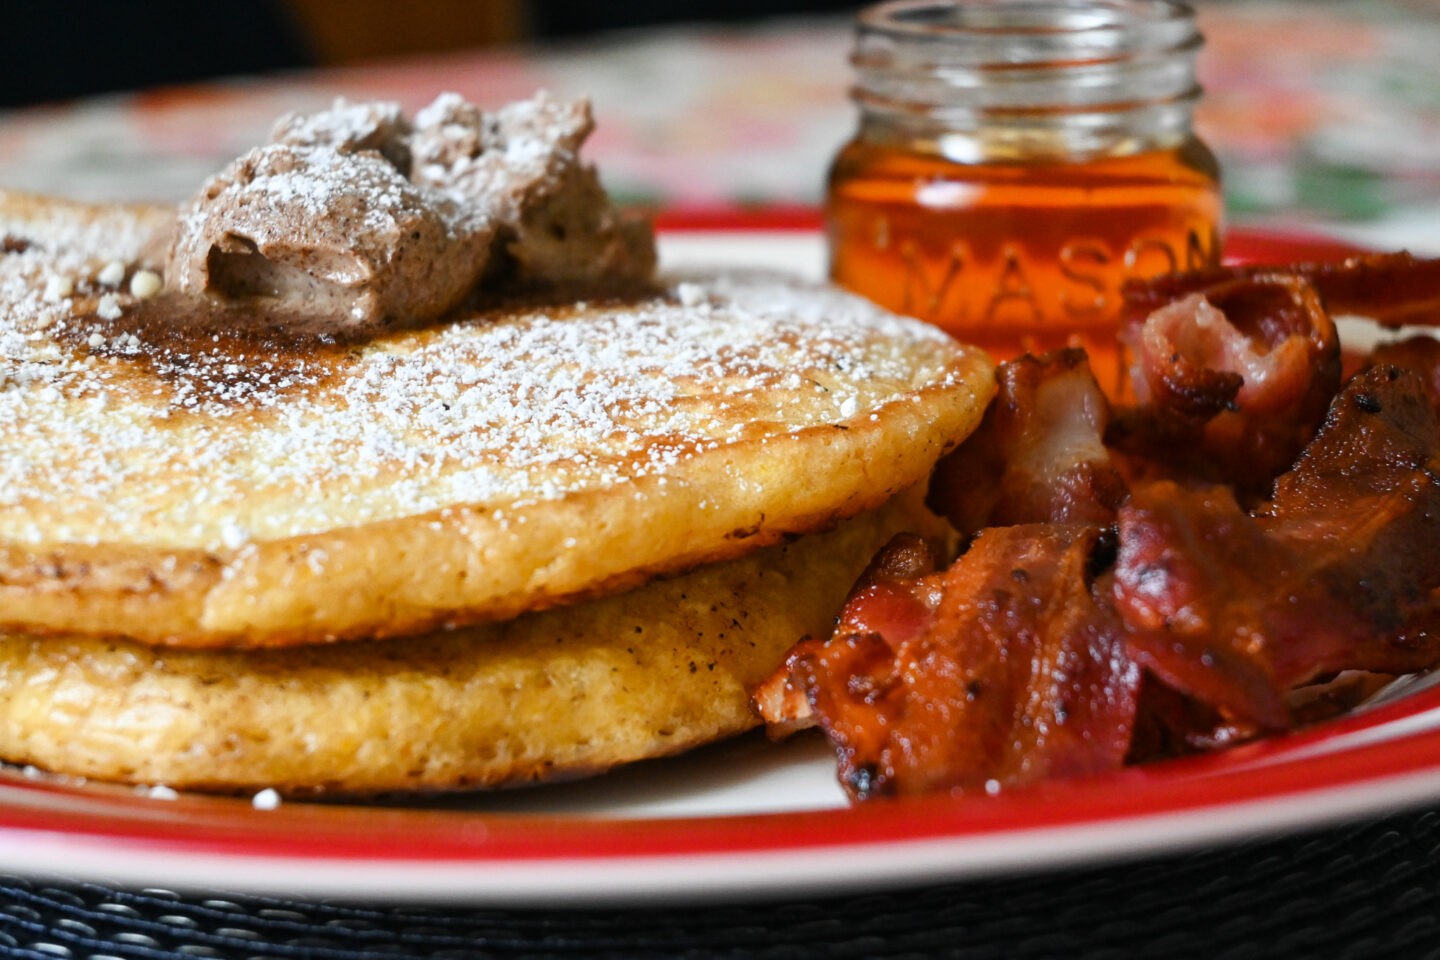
766 250 1440 804
1114 482 1311 729
1124 251 1440 328
928 349 1128 533
770 525 1139 800
749 636 824 736
1366 336 1440 416
1112 274 1340 496
1126 678 1258 764
752 534 941 735
1113 366 1440 728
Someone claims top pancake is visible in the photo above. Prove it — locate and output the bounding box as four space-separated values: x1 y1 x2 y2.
0 192 994 648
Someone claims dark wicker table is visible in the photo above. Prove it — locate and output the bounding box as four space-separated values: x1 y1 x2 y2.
4 805 1439 960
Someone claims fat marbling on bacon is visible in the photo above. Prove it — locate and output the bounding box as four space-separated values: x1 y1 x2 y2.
927 349 1128 534
1112 273 1340 497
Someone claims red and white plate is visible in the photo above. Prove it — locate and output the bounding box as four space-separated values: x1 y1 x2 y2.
4 224 1437 905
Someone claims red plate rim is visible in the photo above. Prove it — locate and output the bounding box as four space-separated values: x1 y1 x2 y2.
0 223 1414 875
4 677 1440 866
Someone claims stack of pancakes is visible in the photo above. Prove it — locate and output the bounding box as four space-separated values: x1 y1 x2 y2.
0 191 993 795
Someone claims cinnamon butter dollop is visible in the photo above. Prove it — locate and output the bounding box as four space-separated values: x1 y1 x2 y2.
410 92 655 289
165 92 655 333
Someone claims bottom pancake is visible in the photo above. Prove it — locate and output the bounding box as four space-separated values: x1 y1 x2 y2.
0 489 946 794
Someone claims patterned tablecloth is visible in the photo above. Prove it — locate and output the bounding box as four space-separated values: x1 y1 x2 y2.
0 1 1438 253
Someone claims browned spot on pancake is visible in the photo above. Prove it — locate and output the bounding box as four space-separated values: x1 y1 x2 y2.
57 294 351 409
57 279 666 412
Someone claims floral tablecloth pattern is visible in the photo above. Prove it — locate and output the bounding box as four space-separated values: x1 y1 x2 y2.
1 1 1438 250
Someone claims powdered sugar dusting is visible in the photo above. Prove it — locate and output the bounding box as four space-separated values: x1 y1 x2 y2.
408 90 590 229
0 201 159 270
271 97 409 163
0 261 967 552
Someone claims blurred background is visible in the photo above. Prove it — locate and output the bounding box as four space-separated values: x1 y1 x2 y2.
0 0 863 106
1 0 1439 250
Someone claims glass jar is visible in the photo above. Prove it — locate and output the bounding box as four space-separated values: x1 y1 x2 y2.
827 0 1222 392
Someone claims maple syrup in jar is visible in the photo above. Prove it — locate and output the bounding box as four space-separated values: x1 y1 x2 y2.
828 0 1222 392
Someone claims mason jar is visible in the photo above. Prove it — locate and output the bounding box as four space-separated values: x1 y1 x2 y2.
827 0 1222 390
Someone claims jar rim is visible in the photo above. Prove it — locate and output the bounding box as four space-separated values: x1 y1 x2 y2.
849 0 1204 155
858 0 1197 64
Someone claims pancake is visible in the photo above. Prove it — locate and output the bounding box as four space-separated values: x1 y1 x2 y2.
0 192 995 648
0 488 946 793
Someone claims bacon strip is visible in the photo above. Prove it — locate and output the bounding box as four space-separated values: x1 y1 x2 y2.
1113 274 1340 496
1125 251 1440 328
1366 335 1440 417
1114 366 1440 728
752 534 940 735
769 525 1139 800
928 349 1128 533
